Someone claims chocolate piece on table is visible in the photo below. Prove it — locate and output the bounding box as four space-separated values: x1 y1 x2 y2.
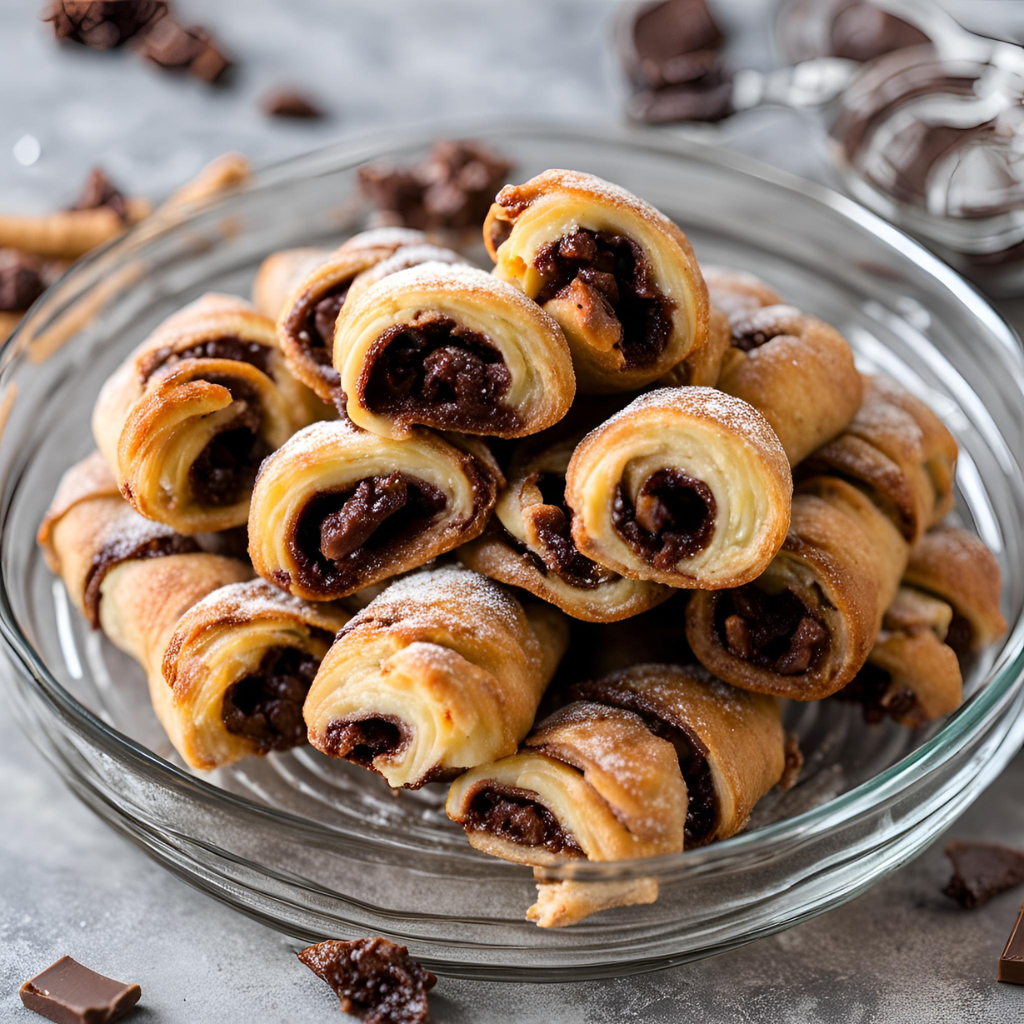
261 87 325 119
134 17 232 83
0 248 49 312
298 938 436 1024
944 841 1024 910
357 140 512 231
19 955 141 1024
999 904 1024 984
70 167 131 222
45 0 167 50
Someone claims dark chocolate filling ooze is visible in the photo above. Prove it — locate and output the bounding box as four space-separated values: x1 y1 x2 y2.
289 473 448 594
612 468 717 570
138 335 275 384
837 662 919 726
188 375 272 508
322 715 406 765
285 281 352 383
715 585 829 676
359 312 516 433
569 680 718 846
461 782 584 856
222 644 324 754
84 531 201 626
533 228 675 369
521 471 617 589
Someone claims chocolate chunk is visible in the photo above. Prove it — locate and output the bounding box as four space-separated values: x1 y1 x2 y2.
358 140 512 231
45 0 166 49
320 474 409 561
70 167 130 221
944 842 1024 910
20 956 141 1024
1000 903 1024 984
627 0 725 89
134 17 232 83
261 86 325 119
0 249 48 312
298 938 436 1024
829 2 929 63
720 586 827 675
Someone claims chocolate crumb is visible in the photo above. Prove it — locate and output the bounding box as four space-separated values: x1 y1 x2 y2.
45 0 166 50
261 86 325 119
134 16 232 83
358 140 512 231
298 938 436 1024
944 841 1024 910
20 955 141 1023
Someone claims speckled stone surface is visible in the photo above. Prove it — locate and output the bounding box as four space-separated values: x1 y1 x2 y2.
2 1 1024 1021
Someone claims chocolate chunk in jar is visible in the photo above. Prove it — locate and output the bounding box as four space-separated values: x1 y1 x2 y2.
20 955 141 1024
535 228 675 369
361 312 516 432
358 139 512 231
944 841 1024 910
222 645 323 753
261 86 325 119
45 0 167 49
298 937 436 1024
612 468 717 569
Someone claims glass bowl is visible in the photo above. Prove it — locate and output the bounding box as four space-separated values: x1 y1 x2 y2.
2 124 1023 980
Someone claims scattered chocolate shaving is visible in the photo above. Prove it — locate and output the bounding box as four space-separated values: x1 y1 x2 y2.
943 841 1024 910
134 16 232 83
45 0 166 50
999 903 1024 985
261 86 325 119
298 938 436 1024
70 167 131 222
20 955 141 1023
0 249 49 312
779 732 803 791
358 140 512 231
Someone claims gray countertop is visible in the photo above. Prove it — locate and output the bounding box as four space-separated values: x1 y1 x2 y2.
2 1 1024 1021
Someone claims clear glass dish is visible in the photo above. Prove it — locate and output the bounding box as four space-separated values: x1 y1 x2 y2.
2 123 1023 980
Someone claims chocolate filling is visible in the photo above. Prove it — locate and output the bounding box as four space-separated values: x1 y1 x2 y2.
838 662 919 725
285 282 351 383
322 716 406 765
221 645 322 753
360 312 515 433
138 335 274 384
612 468 716 569
188 376 271 508
462 783 583 856
945 612 973 661
522 471 616 589
290 474 447 594
533 228 675 369
716 585 829 676
569 680 718 846
730 320 788 353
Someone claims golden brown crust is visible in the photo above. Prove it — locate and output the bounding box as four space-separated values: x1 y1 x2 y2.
92 293 315 533
304 567 568 787
687 475 908 700
252 247 332 319
902 525 1007 652
160 153 251 211
658 306 732 388
565 388 792 589
248 420 501 600
800 375 958 544
0 200 150 259
717 305 863 466
570 663 784 842
484 169 709 392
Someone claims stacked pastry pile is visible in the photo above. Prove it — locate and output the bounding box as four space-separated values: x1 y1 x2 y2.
41 167 1007 927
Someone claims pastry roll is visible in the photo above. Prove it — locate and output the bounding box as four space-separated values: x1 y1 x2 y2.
459 427 674 621
569 664 785 846
716 305 863 465
658 306 732 388
484 169 709 393
276 227 431 404
701 265 782 319
248 420 500 599
564 388 792 589
157 579 350 769
332 262 575 438
800 375 958 544
93 293 313 534
687 475 909 700
304 567 568 788
252 247 332 319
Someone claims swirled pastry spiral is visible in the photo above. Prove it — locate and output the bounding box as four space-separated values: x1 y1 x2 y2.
564 388 792 589
304 567 568 788
248 420 501 599
252 247 332 320
484 169 709 392
92 293 314 534
332 262 575 438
